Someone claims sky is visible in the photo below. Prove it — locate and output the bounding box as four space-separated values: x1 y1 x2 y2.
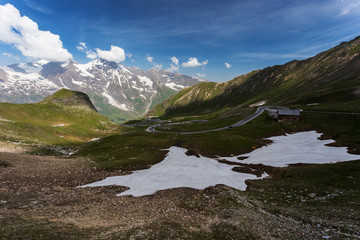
0 0 360 82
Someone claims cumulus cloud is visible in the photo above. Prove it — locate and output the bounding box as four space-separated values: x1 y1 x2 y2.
147 56 153 63
167 56 179 72
225 62 232 69
167 64 179 72
86 51 97 59
77 42 86 51
95 45 126 63
171 56 179 66
77 42 97 59
126 53 132 58
182 57 208 67
154 64 162 69
146 55 163 69
0 3 72 62
196 73 206 78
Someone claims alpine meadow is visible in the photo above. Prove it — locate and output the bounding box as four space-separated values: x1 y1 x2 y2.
0 1 359 239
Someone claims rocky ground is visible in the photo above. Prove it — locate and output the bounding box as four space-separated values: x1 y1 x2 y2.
0 142 359 239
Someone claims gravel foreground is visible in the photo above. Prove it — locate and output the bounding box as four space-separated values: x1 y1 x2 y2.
0 144 359 239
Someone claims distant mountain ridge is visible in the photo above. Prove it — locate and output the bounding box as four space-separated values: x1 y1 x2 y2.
150 36 360 117
0 59 205 122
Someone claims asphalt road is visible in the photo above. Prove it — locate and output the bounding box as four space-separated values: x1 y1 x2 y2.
146 106 284 134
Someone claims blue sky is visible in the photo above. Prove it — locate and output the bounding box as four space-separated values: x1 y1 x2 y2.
0 0 360 82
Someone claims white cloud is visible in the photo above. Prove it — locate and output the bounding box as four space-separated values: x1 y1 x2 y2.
196 73 206 78
167 64 179 72
77 42 87 51
86 51 97 59
171 56 179 66
77 42 98 60
146 55 163 69
95 45 126 63
225 62 232 69
340 8 350 15
338 0 360 15
2 52 20 60
182 57 208 67
154 64 162 69
0 3 72 62
147 56 153 63
167 56 180 72
126 53 132 58
23 0 53 15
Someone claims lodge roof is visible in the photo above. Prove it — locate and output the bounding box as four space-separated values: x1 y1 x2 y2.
277 109 301 116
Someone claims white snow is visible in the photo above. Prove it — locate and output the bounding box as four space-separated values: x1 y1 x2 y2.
138 75 153 88
222 131 360 167
165 82 185 90
17 62 42 74
52 123 65 127
34 59 49 66
89 138 100 142
249 100 266 107
58 77 68 88
1 66 58 89
81 146 266 197
80 131 360 197
101 92 129 111
71 78 88 88
73 62 95 78
121 66 133 75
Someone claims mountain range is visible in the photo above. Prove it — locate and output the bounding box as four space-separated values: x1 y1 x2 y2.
0 59 205 122
150 36 360 117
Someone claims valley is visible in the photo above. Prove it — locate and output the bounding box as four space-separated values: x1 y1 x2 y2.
0 32 360 239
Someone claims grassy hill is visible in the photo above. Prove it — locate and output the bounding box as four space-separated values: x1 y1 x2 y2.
150 36 360 118
0 89 127 145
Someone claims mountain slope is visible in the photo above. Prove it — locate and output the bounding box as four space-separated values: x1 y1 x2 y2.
0 59 205 122
150 36 360 117
0 89 125 145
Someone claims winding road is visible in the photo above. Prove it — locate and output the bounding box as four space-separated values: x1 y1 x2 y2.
146 106 286 135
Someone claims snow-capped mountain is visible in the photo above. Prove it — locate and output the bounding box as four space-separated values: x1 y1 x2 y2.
0 59 205 122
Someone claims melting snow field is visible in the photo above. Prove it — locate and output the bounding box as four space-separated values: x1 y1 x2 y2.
80 131 359 197
223 131 359 167
81 146 267 197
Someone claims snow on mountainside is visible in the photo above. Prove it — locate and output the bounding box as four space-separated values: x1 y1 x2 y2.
0 59 205 122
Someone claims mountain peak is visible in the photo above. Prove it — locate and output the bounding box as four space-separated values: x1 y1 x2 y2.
40 89 98 112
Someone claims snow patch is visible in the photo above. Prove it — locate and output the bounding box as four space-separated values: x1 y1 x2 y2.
58 77 68 88
1 66 58 89
81 146 266 197
80 131 360 197
71 78 88 88
73 62 95 78
222 131 360 167
102 92 129 111
165 82 184 90
249 100 266 107
89 138 100 142
138 76 153 88
52 124 65 127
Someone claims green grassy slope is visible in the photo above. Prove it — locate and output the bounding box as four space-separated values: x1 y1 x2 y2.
150 36 360 118
0 89 127 145
80 111 360 170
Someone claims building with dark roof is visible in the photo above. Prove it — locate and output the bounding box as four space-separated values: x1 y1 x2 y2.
277 109 301 121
